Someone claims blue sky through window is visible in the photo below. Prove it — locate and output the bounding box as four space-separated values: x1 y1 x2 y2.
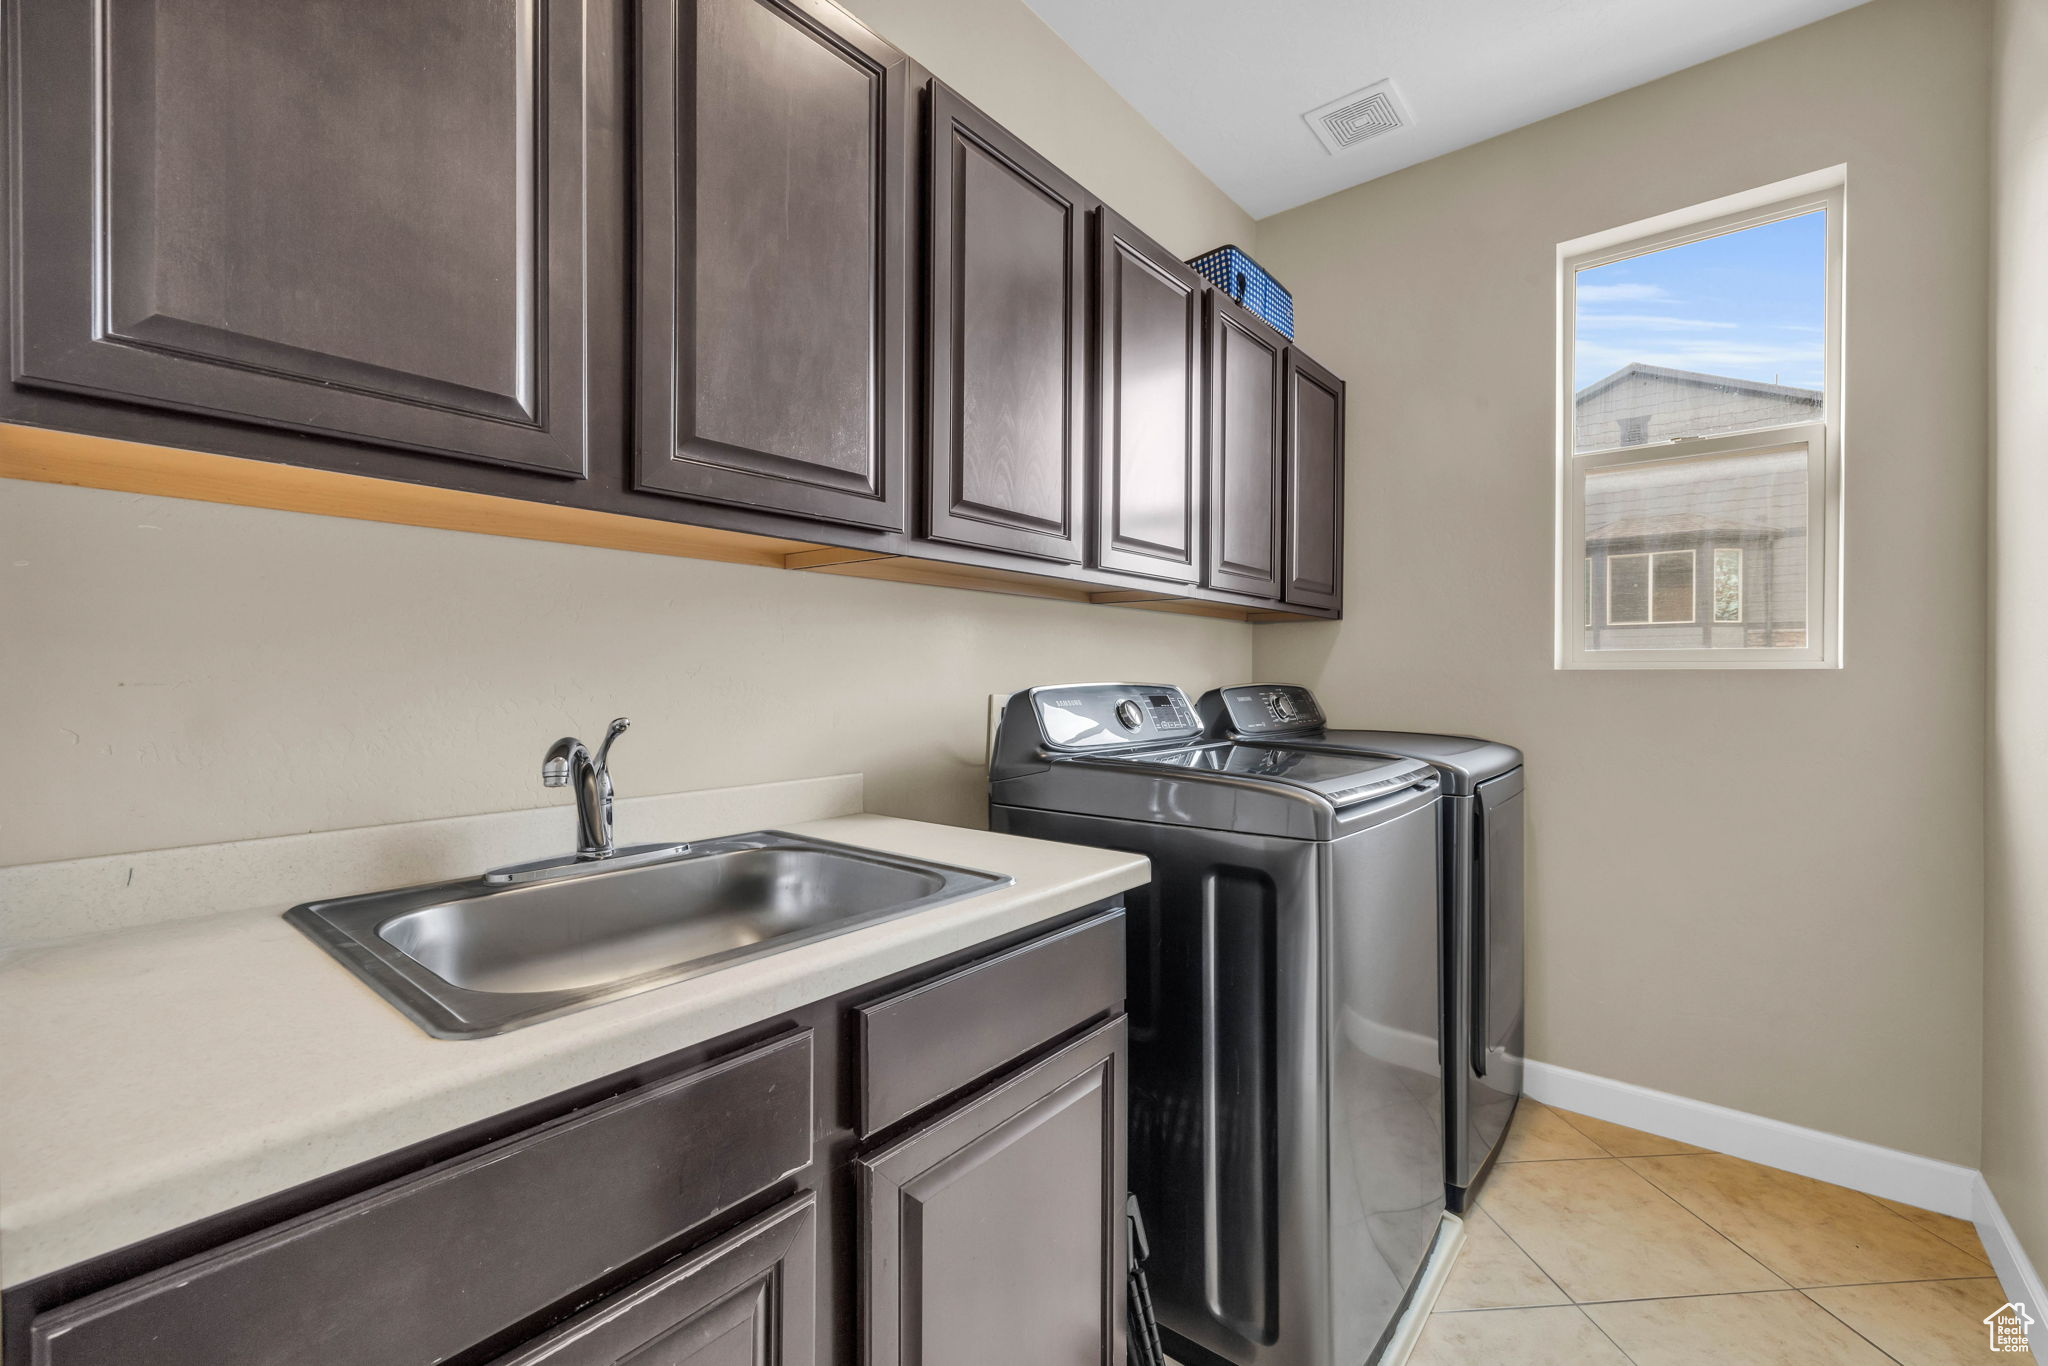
1573 211 1825 393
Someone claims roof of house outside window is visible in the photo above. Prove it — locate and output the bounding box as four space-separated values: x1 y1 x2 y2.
1577 364 1818 544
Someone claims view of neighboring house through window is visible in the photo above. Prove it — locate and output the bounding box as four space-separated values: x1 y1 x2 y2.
1607 549 1694 625
1713 548 1744 622
1558 173 1841 668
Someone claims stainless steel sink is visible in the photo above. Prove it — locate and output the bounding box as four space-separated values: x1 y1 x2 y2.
285 831 1009 1038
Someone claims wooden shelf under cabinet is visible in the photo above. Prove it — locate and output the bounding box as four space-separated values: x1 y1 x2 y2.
0 425 1336 624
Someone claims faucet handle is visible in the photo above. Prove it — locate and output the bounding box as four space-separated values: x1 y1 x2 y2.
596 717 631 768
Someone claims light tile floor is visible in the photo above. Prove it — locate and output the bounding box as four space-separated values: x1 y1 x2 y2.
1412 1101 2031 1364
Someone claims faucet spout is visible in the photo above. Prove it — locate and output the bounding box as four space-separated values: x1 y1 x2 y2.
487 718 687 885
542 719 629 858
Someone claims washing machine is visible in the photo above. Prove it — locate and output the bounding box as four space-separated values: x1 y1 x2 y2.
990 683 1452 1366
1199 684 1524 1211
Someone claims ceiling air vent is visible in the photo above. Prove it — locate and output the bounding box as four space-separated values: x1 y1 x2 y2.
1302 79 1408 155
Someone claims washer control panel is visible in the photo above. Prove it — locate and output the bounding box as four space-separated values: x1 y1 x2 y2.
1216 684 1326 736
1030 683 1202 751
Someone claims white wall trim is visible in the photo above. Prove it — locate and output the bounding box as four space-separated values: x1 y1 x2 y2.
1523 1060 1979 1217
1975 1174 2048 1320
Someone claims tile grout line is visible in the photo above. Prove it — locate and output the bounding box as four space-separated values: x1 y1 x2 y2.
1796 1289 1911 1366
1546 1103 1708 1161
1468 1144 1728 1362
1450 1103 1607 1316
1452 1199 1573 1313
1494 1156 1796 1302
1579 1305 1646 1365
1465 1108 1986 1362
1620 1154 1994 1285
1874 1204 2001 1263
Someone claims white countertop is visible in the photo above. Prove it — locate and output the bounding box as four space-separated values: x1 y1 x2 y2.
0 812 1147 1288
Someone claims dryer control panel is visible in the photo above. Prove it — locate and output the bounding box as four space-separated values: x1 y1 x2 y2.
1210 684 1326 737
1026 683 1202 751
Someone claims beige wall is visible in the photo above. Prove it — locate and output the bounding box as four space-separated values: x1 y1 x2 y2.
1987 0 2048 1276
0 0 1256 869
1254 0 1990 1163
843 0 1254 257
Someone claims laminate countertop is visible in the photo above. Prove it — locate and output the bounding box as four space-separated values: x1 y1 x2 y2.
0 812 1148 1288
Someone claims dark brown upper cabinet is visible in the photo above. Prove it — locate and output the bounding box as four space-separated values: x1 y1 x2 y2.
635 0 912 530
1091 211 1204 584
1283 349 1345 611
8 0 602 478
1203 293 1287 601
925 83 1092 563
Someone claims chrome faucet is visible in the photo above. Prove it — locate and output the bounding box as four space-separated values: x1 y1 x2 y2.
543 717 631 858
485 717 690 885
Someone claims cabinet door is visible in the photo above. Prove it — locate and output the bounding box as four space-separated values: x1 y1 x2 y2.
1092 211 1204 583
862 1018 1126 1366
1203 293 1286 600
493 1195 816 1366
9 0 600 477
1283 349 1345 610
925 82 1090 563
636 0 911 530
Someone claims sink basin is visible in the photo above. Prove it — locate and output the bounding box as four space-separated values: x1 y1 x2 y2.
285 831 1009 1038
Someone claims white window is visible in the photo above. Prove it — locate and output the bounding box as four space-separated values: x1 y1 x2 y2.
1712 548 1744 623
1607 549 1695 625
1557 169 1843 669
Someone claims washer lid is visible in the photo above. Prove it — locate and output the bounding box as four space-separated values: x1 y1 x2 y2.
1095 742 1435 807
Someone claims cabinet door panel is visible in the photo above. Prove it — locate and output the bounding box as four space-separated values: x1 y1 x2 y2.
926 83 1088 562
1093 211 1203 582
862 1018 1125 1366
1283 349 1345 610
11 0 598 475
636 0 910 529
491 1195 816 1366
1203 294 1285 599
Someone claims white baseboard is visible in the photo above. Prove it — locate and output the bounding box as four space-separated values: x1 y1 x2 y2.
1522 1061 2048 1312
1975 1174 2048 1318
1521 1060 1979 1218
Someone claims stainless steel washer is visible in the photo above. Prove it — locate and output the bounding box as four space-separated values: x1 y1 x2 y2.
1199 685 1525 1213
989 683 1448 1366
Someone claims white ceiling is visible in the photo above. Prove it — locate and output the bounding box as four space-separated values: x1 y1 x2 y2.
1022 0 1870 219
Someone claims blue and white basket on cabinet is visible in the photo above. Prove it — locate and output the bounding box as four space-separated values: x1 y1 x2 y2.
1187 244 1294 338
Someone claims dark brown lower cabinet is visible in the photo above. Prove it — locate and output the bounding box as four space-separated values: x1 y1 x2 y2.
3 902 1127 1366
862 1018 1127 1366
494 1195 816 1365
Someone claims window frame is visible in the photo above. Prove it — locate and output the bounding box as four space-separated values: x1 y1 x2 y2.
1605 547 1697 627
1555 170 1844 670
1712 547 1744 624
